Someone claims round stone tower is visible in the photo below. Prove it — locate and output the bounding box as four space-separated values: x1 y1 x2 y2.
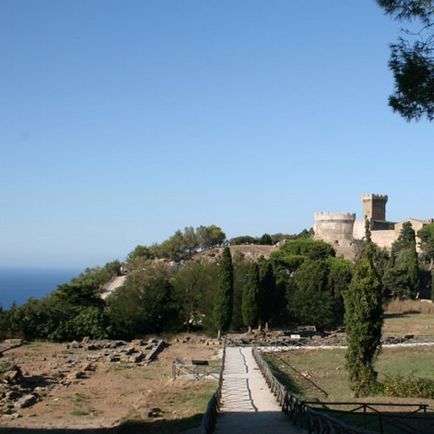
314 212 356 246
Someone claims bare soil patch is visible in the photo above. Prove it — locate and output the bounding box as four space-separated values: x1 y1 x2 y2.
0 336 221 432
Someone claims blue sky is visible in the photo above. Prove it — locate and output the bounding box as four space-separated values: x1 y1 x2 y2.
0 0 432 268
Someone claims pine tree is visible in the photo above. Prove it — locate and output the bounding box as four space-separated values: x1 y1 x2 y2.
242 262 260 333
344 221 384 396
213 247 234 339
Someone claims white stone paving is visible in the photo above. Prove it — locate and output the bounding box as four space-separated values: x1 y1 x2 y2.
214 346 305 433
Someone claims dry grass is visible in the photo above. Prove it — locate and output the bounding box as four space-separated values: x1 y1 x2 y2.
385 299 434 314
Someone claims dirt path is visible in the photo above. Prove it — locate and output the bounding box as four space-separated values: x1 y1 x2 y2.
214 346 304 434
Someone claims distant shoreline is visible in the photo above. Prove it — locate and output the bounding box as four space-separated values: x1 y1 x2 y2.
0 267 81 308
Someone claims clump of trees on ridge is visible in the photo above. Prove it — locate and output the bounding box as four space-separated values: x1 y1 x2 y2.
1 221 433 353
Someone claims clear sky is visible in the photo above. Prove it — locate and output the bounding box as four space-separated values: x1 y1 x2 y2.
1 0 432 268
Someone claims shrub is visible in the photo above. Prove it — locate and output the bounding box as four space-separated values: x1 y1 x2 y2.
382 374 434 399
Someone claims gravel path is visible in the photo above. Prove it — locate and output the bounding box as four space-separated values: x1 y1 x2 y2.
214 346 304 433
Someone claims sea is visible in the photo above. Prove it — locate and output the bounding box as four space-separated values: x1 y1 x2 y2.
0 267 82 308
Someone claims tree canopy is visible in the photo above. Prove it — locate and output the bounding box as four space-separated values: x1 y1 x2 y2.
377 0 434 121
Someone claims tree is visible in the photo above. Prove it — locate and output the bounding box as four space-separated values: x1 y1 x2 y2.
183 226 199 257
418 223 434 267
270 239 335 272
391 221 417 258
258 233 273 245
230 235 258 245
377 0 434 121
107 263 180 338
173 260 218 331
258 260 277 331
344 223 384 396
197 225 226 250
432 270 434 302
288 259 336 330
385 222 420 298
327 257 353 325
276 239 336 260
231 252 251 330
213 247 234 338
242 263 260 333
127 245 154 263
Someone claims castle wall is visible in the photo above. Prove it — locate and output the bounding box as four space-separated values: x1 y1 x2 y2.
352 220 365 240
371 230 397 250
314 212 355 246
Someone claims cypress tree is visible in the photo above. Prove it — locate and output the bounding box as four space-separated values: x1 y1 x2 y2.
242 262 260 333
407 240 420 297
258 261 276 331
344 221 383 396
213 247 234 338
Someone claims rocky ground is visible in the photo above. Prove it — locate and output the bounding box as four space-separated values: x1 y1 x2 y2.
0 336 221 431
226 327 434 348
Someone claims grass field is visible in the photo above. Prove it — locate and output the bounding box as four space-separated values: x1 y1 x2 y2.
265 346 434 404
383 312 434 337
265 346 434 433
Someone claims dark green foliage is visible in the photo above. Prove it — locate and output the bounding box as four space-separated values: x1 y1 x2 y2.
344 225 384 396
230 235 258 245
1 261 122 342
270 253 306 271
213 247 234 335
242 263 260 329
127 245 154 263
391 221 416 258
377 0 434 121
230 229 312 246
107 264 180 339
231 253 251 330
432 271 434 302
0 307 6 340
270 238 335 273
173 260 218 331
196 225 226 250
69 307 110 340
146 225 226 261
374 247 391 279
258 233 273 245
258 259 277 328
382 374 434 399
327 257 353 325
275 239 336 262
288 260 335 330
70 261 121 289
384 223 420 299
418 223 434 263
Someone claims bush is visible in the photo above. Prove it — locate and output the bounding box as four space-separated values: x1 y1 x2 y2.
274 239 335 265
382 374 434 399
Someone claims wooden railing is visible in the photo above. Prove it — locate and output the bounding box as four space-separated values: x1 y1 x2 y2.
200 339 226 434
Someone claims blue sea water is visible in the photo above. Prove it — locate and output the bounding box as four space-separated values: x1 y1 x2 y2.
0 267 82 308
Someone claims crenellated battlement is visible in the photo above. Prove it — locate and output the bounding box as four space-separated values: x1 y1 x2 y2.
362 193 388 221
362 193 388 202
314 212 356 221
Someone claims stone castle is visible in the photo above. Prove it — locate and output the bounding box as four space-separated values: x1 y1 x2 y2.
314 194 433 256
